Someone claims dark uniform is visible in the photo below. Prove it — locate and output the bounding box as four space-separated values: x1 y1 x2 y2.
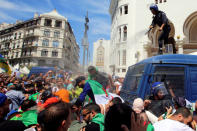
151 11 171 53
146 95 172 117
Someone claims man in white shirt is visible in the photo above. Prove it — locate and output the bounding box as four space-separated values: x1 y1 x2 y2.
153 107 194 131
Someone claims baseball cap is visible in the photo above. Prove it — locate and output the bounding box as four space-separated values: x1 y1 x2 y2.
75 76 86 87
0 93 7 106
7 83 14 87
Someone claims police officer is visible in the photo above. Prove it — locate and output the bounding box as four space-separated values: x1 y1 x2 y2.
149 4 171 55
144 82 172 117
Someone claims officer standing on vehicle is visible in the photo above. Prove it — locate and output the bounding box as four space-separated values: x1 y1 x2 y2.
149 4 171 55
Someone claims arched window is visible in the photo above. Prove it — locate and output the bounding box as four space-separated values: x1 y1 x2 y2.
122 50 126 65
123 26 127 41
42 39 49 47
190 21 197 43
118 51 120 66
124 5 128 14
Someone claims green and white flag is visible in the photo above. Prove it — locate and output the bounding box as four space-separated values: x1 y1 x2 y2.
87 80 122 104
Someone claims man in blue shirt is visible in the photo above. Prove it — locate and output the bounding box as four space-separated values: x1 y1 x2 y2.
75 76 95 105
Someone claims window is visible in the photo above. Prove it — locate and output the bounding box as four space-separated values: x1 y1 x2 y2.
119 28 121 42
28 59 31 65
189 21 197 43
155 0 158 4
13 44 15 49
14 33 17 39
52 50 58 57
44 30 50 37
118 69 120 73
24 51 27 56
17 42 20 48
53 41 59 48
118 51 120 66
123 26 127 41
42 39 49 47
122 50 126 65
124 5 128 14
151 66 185 97
44 19 52 26
55 21 62 28
54 31 60 38
96 45 104 66
19 33 21 39
121 64 145 105
124 64 145 92
120 7 122 15
16 52 18 58
122 69 126 72
41 49 48 56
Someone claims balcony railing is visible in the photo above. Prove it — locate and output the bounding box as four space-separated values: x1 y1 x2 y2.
22 42 38 48
23 33 38 39
21 53 33 57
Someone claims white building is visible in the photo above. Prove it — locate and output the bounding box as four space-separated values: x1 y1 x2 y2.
0 9 79 72
109 0 197 77
93 39 111 74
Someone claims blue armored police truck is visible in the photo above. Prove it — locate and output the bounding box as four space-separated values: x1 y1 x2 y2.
120 54 197 106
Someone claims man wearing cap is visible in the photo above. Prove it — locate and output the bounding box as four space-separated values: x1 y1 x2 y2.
6 83 26 111
75 75 118 106
0 93 10 123
0 93 26 131
88 66 114 91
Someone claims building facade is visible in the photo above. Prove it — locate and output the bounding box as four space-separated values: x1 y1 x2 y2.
93 39 111 74
109 0 197 77
0 9 79 71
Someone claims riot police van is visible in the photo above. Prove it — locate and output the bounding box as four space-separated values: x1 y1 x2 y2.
120 54 197 108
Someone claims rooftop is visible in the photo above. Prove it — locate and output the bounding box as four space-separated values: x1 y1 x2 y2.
40 9 67 20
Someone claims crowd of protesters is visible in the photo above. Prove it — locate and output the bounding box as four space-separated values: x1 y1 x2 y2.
0 65 196 131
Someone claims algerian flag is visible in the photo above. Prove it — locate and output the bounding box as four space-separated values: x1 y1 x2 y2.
86 80 113 105
29 92 40 102
11 110 37 127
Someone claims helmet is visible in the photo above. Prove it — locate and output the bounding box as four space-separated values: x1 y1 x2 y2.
150 4 158 11
151 82 168 96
